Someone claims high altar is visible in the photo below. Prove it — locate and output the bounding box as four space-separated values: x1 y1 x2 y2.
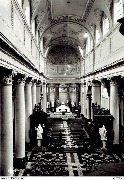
56 102 71 113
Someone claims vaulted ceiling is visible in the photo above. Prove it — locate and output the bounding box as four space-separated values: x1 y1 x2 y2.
30 0 112 77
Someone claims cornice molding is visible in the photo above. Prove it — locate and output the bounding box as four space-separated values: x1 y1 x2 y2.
82 57 124 78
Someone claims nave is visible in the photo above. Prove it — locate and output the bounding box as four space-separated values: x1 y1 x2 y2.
14 118 124 176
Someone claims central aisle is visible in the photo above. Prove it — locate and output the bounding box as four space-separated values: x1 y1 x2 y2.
14 119 124 176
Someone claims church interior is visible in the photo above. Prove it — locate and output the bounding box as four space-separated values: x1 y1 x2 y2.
1 0 124 177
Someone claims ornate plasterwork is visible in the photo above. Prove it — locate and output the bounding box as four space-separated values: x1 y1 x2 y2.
47 64 81 76
50 0 95 24
47 78 81 84
82 0 96 23
47 0 52 21
36 11 45 27
39 24 47 36
104 0 113 9
47 37 81 49
87 22 95 34
31 0 41 14
94 8 104 23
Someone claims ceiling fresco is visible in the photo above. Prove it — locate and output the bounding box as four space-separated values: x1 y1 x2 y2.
29 0 113 78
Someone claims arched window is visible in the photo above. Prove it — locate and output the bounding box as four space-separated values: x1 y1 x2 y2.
17 0 22 7
90 38 93 50
96 29 100 44
114 0 123 24
24 0 30 26
32 19 35 37
36 30 39 45
103 14 110 36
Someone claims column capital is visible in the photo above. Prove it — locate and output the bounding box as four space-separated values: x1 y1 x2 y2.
43 80 46 85
92 79 101 86
32 79 37 85
0 68 13 85
87 81 92 87
25 77 32 85
14 73 25 85
36 79 42 85
110 76 121 86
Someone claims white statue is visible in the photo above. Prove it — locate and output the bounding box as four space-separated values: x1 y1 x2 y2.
36 124 43 139
99 125 107 149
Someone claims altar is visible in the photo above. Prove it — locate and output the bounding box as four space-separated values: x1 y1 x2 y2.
56 102 71 113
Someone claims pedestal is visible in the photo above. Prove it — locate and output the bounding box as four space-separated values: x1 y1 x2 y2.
37 139 42 147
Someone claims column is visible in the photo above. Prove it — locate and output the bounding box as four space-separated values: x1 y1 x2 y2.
101 79 106 108
110 77 120 145
15 74 25 159
92 80 101 105
67 83 71 108
76 83 80 107
42 80 47 112
32 79 37 109
80 83 83 114
0 84 1 175
47 83 50 103
101 78 110 109
1 69 13 176
87 93 92 119
83 82 87 117
36 80 42 105
25 77 32 144
55 83 60 107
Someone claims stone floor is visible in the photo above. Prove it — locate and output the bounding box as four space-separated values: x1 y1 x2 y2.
14 119 124 176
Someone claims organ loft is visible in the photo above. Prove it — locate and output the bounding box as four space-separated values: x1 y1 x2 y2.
0 0 124 177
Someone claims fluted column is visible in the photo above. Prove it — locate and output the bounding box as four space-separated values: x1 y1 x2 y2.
15 74 25 159
110 77 120 145
1 69 13 176
36 80 42 105
32 79 37 109
42 81 47 112
25 77 32 144
92 80 101 105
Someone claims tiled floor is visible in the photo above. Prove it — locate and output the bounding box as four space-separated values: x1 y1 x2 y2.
14 119 124 176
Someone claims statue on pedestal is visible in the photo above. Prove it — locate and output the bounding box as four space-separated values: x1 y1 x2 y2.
99 125 107 149
36 124 43 146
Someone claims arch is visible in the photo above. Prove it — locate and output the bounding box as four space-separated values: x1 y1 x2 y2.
17 0 22 7
113 0 123 24
102 13 110 36
95 29 100 44
24 0 31 26
31 18 36 37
